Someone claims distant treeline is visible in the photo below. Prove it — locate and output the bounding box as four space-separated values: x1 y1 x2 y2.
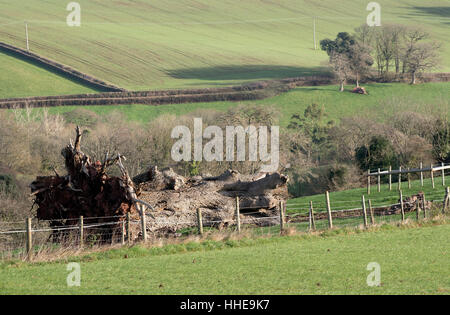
2 72 450 109
0 76 335 108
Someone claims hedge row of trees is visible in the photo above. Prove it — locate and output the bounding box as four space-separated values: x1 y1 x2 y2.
1 104 449 219
286 104 450 196
320 24 442 90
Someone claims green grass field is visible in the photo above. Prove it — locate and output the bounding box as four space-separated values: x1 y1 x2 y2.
27 82 450 126
0 51 98 98
287 175 450 214
0 0 449 94
1 1 449 296
1 223 448 294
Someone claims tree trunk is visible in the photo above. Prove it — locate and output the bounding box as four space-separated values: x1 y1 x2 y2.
339 80 345 92
410 71 416 85
31 128 289 239
134 168 289 235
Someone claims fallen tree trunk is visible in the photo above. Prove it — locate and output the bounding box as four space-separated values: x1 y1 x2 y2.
134 167 289 235
31 127 289 240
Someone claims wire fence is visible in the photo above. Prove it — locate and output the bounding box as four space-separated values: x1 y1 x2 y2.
367 162 450 175
0 217 129 260
1 187 449 261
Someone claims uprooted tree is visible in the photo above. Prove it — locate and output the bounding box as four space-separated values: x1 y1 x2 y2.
31 127 289 240
30 126 143 240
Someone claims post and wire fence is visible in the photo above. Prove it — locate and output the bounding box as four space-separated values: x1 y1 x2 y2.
0 215 134 260
284 187 449 232
1 186 449 261
366 162 450 194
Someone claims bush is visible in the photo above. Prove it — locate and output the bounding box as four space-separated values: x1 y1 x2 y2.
288 164 358 197
0 174 16 195
355 136 398 171
432 119 450 163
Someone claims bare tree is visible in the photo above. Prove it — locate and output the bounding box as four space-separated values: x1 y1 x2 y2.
374 27 394 75
348 42 374 87
354 24 375 47
373 25 405 76
404 41 441 84
389 25 406 75
329 52 352 92
402 26 430 74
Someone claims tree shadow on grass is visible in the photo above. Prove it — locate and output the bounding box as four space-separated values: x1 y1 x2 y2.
403 6 450 24
165 65 329 82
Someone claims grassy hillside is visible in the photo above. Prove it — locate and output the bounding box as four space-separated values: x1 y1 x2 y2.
287 175 450 214
0 223 449 294
0 0 449 91
0 52 98 98
29 82 450 125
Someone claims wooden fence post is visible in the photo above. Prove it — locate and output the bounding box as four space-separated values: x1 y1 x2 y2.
325 191 333 229
422 193 427 219
408 169 411 189
362 195 368 228
443 187 449 214
367 170 371 195
377 168 381 193
121 221 125 245
398 166 402 190
420 162 424 187
235 196 241 233
368 199 375 225
309 201 316 231
416 199 421 221
79 216 84 248
26 218 32 260
389 165 392 191
197 208 204 235
442 163 445 187
279 201 286 233
141 206 147 242
126 212 131 244
431 164 435 189
399 190 405 222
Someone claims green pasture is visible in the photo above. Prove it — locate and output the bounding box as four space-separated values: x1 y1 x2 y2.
0 51 98 98
0 0 449 93
287 175 450 214
0 223 448 294
23 82 450 126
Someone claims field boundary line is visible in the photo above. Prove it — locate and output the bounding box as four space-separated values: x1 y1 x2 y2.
0 41 126 93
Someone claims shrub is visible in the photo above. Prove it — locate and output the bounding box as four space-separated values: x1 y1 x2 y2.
0 173 16 195
355 135 398 171
432 119 450 163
